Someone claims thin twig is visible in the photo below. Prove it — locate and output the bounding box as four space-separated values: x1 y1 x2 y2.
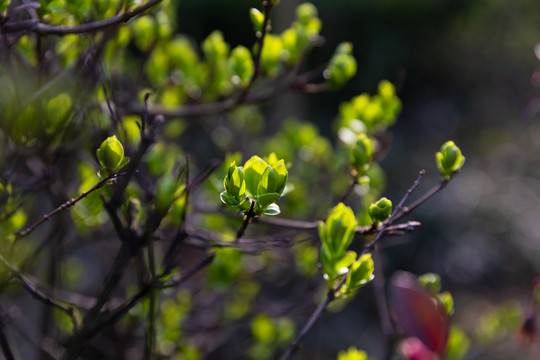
2 0 163 35
279 293 334 360
15 172 121 238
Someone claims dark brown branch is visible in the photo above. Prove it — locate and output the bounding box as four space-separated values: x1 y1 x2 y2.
2 0 163 35
236 200 256 240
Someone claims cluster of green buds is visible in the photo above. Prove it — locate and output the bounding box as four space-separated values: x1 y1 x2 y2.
319 203 374 296
369 197 392 224
220 155 288 216
436 141 465 180
96 136 130 178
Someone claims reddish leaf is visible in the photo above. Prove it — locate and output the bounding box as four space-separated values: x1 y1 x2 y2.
389 271 449 354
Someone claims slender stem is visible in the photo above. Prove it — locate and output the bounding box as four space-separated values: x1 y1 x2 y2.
15 172 120 238
236 200 256 240
279 292 334 360
393 177 451 222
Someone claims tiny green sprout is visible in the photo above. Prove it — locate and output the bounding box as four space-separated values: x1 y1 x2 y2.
436 140 465 179
249 8 264 33
349 133 374 175
96 135 130 173
369 197 392 224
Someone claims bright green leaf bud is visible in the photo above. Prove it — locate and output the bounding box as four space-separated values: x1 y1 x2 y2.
324 43 357 89
249 8 264 33
436 141 465 179
349 133 374 174
369 197 392 223
319 203 357 258
296 2 318 25
229 45 254 87
343 253 375 295
418 273 442 294
96 135 129 171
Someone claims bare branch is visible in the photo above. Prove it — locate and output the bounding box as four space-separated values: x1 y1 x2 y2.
2 0 163 35
15 172 122 239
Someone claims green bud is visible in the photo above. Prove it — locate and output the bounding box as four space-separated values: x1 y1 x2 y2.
249 8 264 33
324 43 357 89
96 135 129 171
418 273 442 294
202 30 229 68
319 203 357 258
349 133 374 174
296 2 318 25
369 197 392 223
342 254 375 295
436 141 465 179
229 45 254 87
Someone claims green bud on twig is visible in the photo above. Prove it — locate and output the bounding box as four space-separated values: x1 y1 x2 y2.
96 135 129 172
369 197 392 224
436 141 465 179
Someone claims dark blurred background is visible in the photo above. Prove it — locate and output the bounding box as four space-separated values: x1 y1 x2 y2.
177 0 540 358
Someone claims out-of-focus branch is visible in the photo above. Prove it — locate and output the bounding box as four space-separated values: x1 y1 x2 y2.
1 0 163 35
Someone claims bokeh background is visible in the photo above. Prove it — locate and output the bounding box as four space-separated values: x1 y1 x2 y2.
177 0 540 358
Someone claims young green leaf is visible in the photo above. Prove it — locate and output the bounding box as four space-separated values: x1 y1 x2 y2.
244 156 269 197
342 254 375 295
